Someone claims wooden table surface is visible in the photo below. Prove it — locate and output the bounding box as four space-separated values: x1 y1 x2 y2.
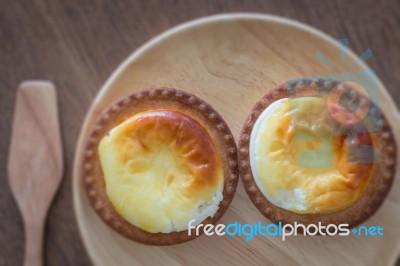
0 0 399 265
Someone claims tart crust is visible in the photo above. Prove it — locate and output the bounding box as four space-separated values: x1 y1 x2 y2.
82 88 238 245
238 79 397 230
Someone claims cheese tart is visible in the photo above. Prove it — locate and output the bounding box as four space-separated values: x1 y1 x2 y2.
82 88 238 245
239 79 396 230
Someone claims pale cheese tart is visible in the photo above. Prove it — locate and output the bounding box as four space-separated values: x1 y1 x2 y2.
82 88 238 245
239 79 396 229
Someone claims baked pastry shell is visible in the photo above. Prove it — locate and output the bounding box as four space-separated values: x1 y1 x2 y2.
238 79 397 230
81 88 239 245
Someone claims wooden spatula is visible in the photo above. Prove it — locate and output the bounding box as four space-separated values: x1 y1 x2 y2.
8 81 63 266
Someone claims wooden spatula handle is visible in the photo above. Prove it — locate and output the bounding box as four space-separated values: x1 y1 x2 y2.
8 81 63 266
24 222 44 266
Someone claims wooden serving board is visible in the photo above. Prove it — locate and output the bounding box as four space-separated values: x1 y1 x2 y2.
73 14 400 265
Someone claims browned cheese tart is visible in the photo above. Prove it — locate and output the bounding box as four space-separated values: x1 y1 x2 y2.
82 88 239 245
238 79 396 231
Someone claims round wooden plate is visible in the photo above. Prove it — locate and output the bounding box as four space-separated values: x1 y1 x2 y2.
73 13 400 265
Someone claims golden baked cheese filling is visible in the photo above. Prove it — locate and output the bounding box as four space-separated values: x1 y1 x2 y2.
250 97 374 214
98 110 224 233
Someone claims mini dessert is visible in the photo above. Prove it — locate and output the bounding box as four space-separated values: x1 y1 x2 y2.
82 88 238 245
239 79 396 229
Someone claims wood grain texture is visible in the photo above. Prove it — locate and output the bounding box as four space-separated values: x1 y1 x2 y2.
0 0 399 265
8 81 63 266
